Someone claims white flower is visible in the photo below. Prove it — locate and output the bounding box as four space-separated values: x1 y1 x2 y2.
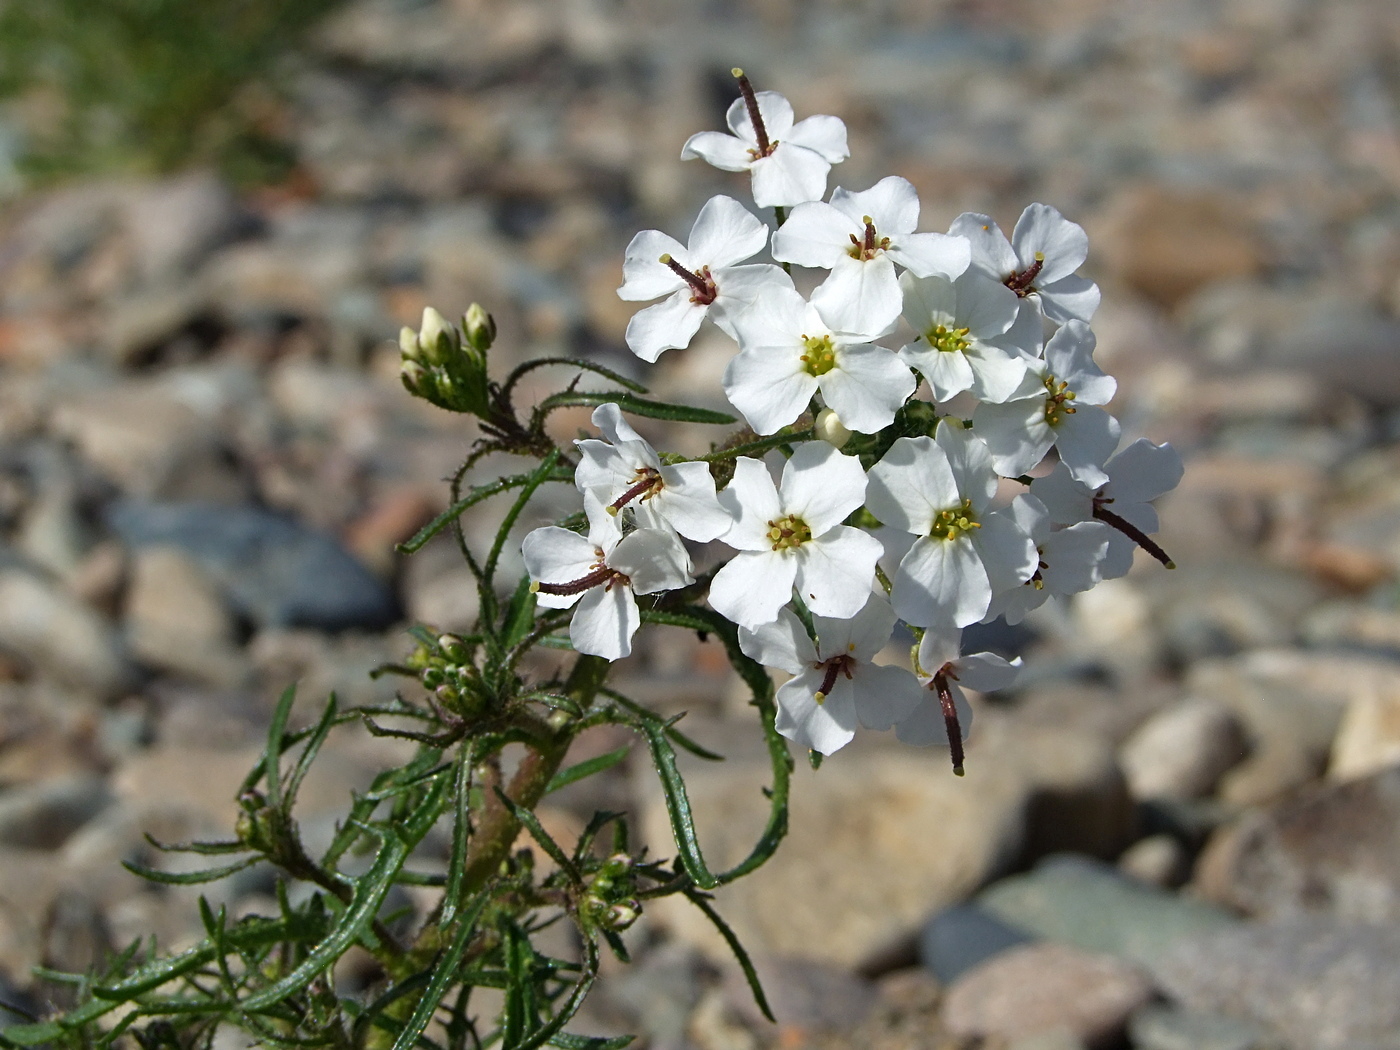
898 628 1021 772
617 195 791 362
574 403 730 542
739 595 923 755
973 320 1120 487
522 497 693 660
866 426 1037 629
709 442 882 630
1030 438 1183 579
984 494 1110 625
772 176 971 335
897 270 1029 404
680 78 848 209
950 204 1101 324
722 286 915 435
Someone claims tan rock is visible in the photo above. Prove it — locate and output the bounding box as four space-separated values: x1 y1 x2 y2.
125 546 246 687
1329 686 1400 782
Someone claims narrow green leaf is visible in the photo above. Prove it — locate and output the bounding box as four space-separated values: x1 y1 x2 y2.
501 574 539 649
389 891 491 1050
684 890 774 1023
440 744 474 928
544 746 630 796
141 835 249 857
283 691 339 812
600 688 724 762
494 788 581 884
547 1034 634 1049
538 391 735 425
503 358 648 396
264 683 297 811
483 448 564 605
502 923 533 1049
122 855 261 886
515 936 600 1050
398 471 569 556
637 718 718 890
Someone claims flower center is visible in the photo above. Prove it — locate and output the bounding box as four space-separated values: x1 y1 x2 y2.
813 650 857 705
608 468 664 515
531 551 629 596
658 254 718 306
1042 372 1078 426
929 499 979 542
800 334 837 377
925 323 971 354
1003 252 1044 297
846 215 891 261
766 513 812 551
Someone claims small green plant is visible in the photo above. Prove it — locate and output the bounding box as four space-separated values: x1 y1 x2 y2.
0 0 345 183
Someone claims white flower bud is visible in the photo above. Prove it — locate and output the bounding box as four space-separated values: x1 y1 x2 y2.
815 408 852 448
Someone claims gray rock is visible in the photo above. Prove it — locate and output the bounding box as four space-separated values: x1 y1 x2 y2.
1153 919 1400 1050
1129 1004 1277 1050
1118 699 1249 801
107 501 398 631
942 942 1154 1050
1266 300 1400 409
122 171 251 284
0 568 135 697
977 855 1238 969
0 775 113 849
722 955 877 1031
919 903 1037 984
124 546 248 687
1193 765 1400 922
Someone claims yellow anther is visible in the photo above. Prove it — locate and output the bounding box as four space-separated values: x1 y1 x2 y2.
813 691 827 705
606 505 619 517
732 67 744 78
848 643 856 652
1034 251 1045 262
658 253 672 264
529 581 540 593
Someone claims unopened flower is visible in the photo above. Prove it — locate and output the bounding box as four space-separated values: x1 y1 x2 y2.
899 629 1021 772
723 286 914 435
710 442 882 629
739 595 923 755
575 403 730 542
951 204 1100 324
984 494 1110 625
973 320 1120 487
1030 438 1183 578
866 426 1037 628
523 497 693 660
897 270 1029 404
772 176 971 335
681 70 849 208
618 195 791 362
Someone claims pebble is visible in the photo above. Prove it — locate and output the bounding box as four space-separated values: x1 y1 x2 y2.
977 854 1237 969
0 568 135 698
721 955 877 1031
942 942 1154 1049
1117 833 1191 889
1118 699 1249 801
1153 918 1400 1050
0 775 112 850
124 545 247 687
1128 1004 1276 1050
918 903 1037 985
1328 685 1400 782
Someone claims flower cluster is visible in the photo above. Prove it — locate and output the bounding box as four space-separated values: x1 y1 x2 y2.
521 71 1183 767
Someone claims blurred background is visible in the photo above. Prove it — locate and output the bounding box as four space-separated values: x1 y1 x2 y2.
0 0 1398 1047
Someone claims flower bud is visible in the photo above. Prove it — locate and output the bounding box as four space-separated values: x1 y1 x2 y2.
606 900 640 931
419 306 459 365
399 326 421 359
815 408 852 448
463 303 496 353
400 361 427 396
438 634 467 662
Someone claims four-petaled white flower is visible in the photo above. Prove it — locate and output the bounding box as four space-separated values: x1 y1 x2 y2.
866 426 1037 628
772 176 971 335
523 496 693 661
983 494 1111 625
897 270 1029 405
724 286 914 435
1030 439 1183 579
951 204 1101 324
681 81 848 209
710 442 882 630
618 195 791 362
575 404 730 542
740 595 923 755
899 630 1021 771
973 320 1120 487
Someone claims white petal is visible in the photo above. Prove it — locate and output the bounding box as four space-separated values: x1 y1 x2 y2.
948 212 1018 278
780 442 868 535
687 196 768 269
895 683 973 748
1030 464 1095 525
974 397 1056 477
1040 521 1111 594
811 255 903 337
570 583 639 660
1045 321 1114 405
966 345 1031 404
680 131 754 172
1011 203 1088 284
723 345 815 435
990 299 1046 358
935 424 998 513
855 663 925 730
710 264 796 339
813 593 897 662
590 402 648 451
971 509 1038 591
783 115 849 162
750 144 830 208
522 527 599 610
830 176 919 235
739 608 816 675
1038 274 1101 324
867 436 956 533
575 440 639 503
819 344 915 434
916 628 961 675
793 527 883 620
719 456 782 550
955 270 1019 336
1106 440 1184 504
609 529 693 595
709 550 797 629
892 535 991 629
583 491 624 552
727 91 795 141
618 229 688 301
770 202 857 268
1055 406 1121 489
625 292 707 362
775 673 857 755
652 462 731 542
887 232 971 280
955 652 1021 693
725 284 809 350
900 271 957 330
901 341 976 402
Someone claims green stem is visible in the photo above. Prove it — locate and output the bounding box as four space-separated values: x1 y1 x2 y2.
691 427 815 463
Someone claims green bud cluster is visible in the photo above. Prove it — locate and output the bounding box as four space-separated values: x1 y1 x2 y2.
579 852 640 932
399 304 496 417
405 631 484 716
